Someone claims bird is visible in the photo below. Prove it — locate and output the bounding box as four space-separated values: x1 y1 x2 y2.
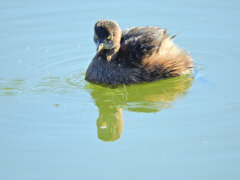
85 19 193 85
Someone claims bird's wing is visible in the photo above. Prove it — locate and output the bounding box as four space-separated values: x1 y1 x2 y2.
119 27 167 66
119 27 193 77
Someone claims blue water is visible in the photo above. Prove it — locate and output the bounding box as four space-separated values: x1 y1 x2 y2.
1 0 240 179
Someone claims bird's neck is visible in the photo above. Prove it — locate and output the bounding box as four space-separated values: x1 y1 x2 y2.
104 45 120 61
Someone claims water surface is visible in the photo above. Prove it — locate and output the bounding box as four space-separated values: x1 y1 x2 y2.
1 0 240 180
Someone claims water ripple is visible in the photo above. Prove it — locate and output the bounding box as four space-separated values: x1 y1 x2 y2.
0 70 86 96
31 72 86 94
0 78 25 96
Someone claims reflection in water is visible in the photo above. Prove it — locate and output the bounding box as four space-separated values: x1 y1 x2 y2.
0 74 193 142
86 75 193 142
97 107 123 142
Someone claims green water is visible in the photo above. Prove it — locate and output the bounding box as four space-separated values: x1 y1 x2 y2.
1 0 240 179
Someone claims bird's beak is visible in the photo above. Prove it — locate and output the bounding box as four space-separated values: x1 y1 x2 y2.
97 42 104 52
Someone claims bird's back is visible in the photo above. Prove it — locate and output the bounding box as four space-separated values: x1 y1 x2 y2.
119 27 166 64
118 26 193 79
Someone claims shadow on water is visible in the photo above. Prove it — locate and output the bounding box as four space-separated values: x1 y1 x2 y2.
85 75 194 142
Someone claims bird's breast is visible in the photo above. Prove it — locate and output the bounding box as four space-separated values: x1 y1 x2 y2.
85 56 141 85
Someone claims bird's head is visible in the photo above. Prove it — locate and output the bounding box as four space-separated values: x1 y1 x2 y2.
94 20 121 60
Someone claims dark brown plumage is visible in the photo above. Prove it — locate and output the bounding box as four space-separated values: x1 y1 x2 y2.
85 19 193 85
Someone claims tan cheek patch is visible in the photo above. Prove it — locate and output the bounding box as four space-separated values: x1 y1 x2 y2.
106 55 112 61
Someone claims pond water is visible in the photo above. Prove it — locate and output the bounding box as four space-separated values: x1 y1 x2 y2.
1 0 240 179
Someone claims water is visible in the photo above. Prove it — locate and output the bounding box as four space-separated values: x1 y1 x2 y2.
1 0 240 179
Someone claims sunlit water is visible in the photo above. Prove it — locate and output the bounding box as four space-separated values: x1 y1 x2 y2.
1 0 240 180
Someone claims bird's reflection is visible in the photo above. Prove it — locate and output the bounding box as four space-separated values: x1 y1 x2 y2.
86 75 193 142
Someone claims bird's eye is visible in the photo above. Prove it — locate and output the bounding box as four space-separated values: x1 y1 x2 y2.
107 35 112 40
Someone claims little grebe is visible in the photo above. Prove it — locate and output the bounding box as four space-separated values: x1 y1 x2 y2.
85 19 193 85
